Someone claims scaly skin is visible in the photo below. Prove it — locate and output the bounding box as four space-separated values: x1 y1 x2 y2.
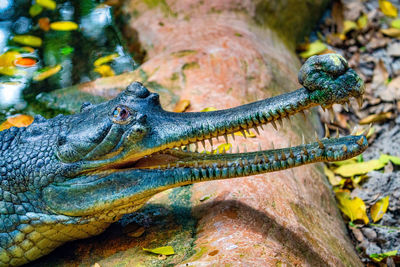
0 54 367 266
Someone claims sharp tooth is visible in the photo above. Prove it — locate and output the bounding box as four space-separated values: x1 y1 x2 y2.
300 110 306 120
343 102 350 112
302 134 305 145
263 154 269 163
224 133 229 143
222 146 226 154
253 125 260 135
195 162 199 168
303 146 308 155
271 142 275 149
271 120 278 131
364 123 372 137
258 142 262 151
239 159 244 167
254 155 259 164
289 148 295 158
351 126 358 135
336 128 339 138
281 151 286 160
259 124 264 130
285 116 292 126
240 129 247 138
342 144 347 152
236 145 240 153
231 133 236 140
324 123 330 138
208 138 213 147
201 140 206 149
243 144 247 153
274 152 279 161
357 136 364 146
216 136 220 142
357 96 363 108
322 107 326 112
315 131 324 149
277 118 283 127
195 142 199 152
244 158 249 165
329 108 335 123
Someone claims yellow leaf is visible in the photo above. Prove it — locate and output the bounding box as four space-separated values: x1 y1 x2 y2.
173 99 190 112
50 21 79 31
0 67 25 76
33 65 62 81
370 250 398 262
200 107 217 112
93 53 119 67
0 115 34 131
234 130 256 138
94 65 115 77
29 4 43 17
334 159 386 177
36 0 56 10
381 27 400 37
379 154 400 165
359 112 393 124
343 20 358 35
392 19 400 29
371 196 389 223
213 143 232 154
379 0 398 17
324 166 343 186
357 14 368 29
13 35 42 47
336 191 369 224
0 51 21 67
143 246 175 255
299 40 327 58
332 157 357 166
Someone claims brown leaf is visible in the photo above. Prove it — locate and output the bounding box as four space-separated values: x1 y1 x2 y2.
380 28 400 38
0 114 34 131
173 99 190 112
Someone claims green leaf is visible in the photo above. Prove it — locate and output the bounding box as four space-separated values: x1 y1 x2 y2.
334 160 386 177
299 40 327 58
371 196 390 223
391 19 400 29
357 14 368 29
143 246 175 255
61 46 74 56
343 20 358 35
29 4 43 17
13 35 42 47
379 154 400 165
370 250 397 262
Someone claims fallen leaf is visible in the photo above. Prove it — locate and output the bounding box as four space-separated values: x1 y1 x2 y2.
332 158 357 166
213 143 232 154
94 65 115 77
0 51 21 67
33 65 62 81
371 196 389 223
324 166 343 186
379 154 400 165
299 40 328 58
343 20 358 35
357 14 368 29
200 107 217 112
334 159 386 177
379 0 398 17
36 0 56 10
173 99 190 112
38 17 50 31
29 4 43 17
143 246 174 256
336 191 369 224
13 35 42 47
380 28 400 38
391 19 400 29
359 112 393 124
0 67 25 76
370 250 397 262
93 53 119 67
50 21 78 31
0 115 34 131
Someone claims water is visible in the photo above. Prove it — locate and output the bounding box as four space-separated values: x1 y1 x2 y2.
0 0 137 122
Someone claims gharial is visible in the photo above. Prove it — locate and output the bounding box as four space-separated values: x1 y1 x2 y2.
0 54 367 266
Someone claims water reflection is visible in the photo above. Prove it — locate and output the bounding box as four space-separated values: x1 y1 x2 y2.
0 0 137 121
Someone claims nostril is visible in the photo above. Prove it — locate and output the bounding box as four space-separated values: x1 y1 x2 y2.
137 114 147 123
57 135 67 146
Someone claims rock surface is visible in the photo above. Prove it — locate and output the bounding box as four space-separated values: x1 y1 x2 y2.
31 0 362 266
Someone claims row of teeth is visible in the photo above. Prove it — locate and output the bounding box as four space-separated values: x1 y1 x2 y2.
160 96 364 154
150 133 366 170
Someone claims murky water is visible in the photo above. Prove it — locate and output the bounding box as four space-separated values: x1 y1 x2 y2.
0 0 137 122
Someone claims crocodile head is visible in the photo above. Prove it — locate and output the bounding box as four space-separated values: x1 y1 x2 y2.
42 54 367 218
0 54 368 265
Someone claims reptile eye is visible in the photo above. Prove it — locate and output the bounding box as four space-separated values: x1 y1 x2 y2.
112 106 132 124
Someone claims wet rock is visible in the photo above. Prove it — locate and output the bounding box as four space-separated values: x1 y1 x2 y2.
11 16 31 34
362 228 377 240
365 242 381 255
